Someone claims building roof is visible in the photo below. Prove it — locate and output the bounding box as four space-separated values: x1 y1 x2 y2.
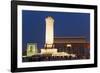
54 36 86 39
54 37 89 43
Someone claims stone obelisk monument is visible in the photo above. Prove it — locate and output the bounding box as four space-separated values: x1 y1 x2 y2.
40 16 73 56
41 16 57 54
45 16 54 48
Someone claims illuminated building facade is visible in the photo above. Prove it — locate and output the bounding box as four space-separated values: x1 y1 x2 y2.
54 37 90 59
27 43 38 56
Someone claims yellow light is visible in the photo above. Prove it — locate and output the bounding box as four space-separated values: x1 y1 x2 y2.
67 44 72 47
41 49 57 54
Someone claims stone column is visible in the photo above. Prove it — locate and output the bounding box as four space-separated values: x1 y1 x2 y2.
45 16 54 48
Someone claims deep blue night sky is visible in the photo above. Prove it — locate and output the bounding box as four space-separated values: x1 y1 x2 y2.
22 10 90 51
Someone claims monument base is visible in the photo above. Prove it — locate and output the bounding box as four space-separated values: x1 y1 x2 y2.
41 48 57 54
40 48 76 57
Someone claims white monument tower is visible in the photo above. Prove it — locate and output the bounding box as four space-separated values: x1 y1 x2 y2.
40 16 72 57
41 16 57 54
45 16 54 48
